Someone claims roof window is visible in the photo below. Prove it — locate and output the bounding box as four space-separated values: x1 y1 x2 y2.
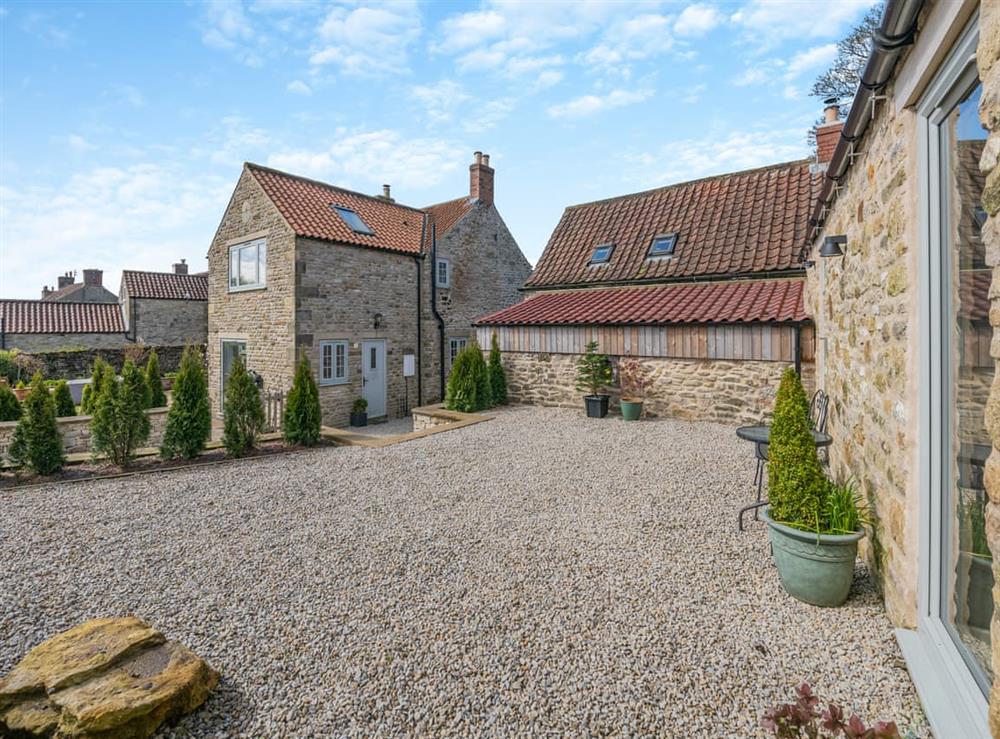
648 233 677 257
590 243 615 264
333 205 375 235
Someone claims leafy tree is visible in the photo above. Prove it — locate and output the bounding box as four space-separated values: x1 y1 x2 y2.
91 359 150 467
223 355 265 457
145 349 167 408
8 373 64 475
52 380 76 417
488 332 508 405
160 345 211 459
283 355 322 445
0 384 22 422
575 341 612 397
445 341 492 412
81 357 113 414
0 350 19 385
767 368 829 530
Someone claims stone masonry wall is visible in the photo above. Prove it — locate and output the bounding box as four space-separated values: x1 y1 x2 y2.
803 68 921 628
3 332 128 353
207 169 297 415
15 345 190 380
130 298 207 347
500 351 814 427
0 407 168 461
435 202 533 370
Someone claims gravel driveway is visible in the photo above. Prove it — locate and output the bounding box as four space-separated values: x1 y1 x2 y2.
1 406 928 737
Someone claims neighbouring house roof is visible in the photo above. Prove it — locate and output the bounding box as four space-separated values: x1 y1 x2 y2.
0 300 126 334
525 160 816 290
121 270 208 301
423 196 475 237
246 163 427 255
475 279 806 326
42 282 119 304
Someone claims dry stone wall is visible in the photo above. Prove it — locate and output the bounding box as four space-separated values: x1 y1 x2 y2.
0 408 168 461
14 345 189 381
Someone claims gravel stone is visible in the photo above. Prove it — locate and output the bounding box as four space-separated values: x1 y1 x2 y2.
0 406 929 737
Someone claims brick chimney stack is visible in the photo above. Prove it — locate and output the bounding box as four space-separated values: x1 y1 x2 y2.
82 269 103 287
469 151 494 206
377 184 394 203
173 259 189 275
815 98 844 166
41 285 52 299
57 272 75 289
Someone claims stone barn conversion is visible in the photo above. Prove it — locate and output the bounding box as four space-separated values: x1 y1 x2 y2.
476 159 817 426
0 300 126 352
119 261 208 347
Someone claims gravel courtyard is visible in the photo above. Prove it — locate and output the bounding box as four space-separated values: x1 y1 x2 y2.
1 406 927 737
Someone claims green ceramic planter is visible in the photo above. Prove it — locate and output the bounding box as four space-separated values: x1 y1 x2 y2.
620 400 643 421
762 507 864 607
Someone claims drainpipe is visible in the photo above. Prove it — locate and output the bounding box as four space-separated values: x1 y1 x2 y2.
430 222 446 399
1 316 5 350
413 215 426 407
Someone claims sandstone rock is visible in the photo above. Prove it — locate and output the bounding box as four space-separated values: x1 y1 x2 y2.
0 617 218 738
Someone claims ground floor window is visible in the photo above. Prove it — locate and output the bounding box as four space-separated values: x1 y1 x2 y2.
449 337 467 368
319 340 348 385
221 339 247 400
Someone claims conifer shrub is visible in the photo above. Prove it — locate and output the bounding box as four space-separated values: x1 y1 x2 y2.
575 341 612 397
223 355 265 457
445 341 492 412
0 384 22 422
91 360 150 467
145 349 167 408
81 357 113 414
8 373 64 475
767 368 830 530
488 332 508 405
53 380 76 417
283 355 322 446
160 345 211 459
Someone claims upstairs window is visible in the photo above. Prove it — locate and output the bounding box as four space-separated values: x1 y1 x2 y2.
648 233 677 257
590 243 615 264
436 258 451 288
228 238 267 291
333 205 375 235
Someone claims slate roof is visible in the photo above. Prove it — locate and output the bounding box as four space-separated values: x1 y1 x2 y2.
247 163 427 255
525 160 816 289
424 197 474 237
0 300 126 334
42 281 119 304
475 279 806 326
121 270 208 301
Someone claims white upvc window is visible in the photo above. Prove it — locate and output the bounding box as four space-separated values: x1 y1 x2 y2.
436 258 451 288
228 238 267 291
319 340 348 385
448 336 467 366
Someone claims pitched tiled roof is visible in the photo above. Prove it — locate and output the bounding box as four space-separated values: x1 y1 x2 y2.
424 196 474 236
43 282 86 301
475 279 805 326
121 270 208 301
0 300 125 334
525 160 816 289
247 163 426 255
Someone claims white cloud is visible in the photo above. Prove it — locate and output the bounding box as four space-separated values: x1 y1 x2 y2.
200 0 262 66
66 134 95 152
432 9 507 54
731 0 872 39
311 2 421 75
410 80 470 123
784 43 837 78
674 4 721 37
286 79 312 96
191 116 271 168
548 88 652 119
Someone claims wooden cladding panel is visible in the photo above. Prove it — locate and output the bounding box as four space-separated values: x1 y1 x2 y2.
477 322 815 363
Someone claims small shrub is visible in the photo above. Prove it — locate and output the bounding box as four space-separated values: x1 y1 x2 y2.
81 357 113 414
223 355 265 457
145 349 167 408
767 368 830 531
52 380 76 417
352 397 368 414
160 345 211 459
762 683 902 738
0 350 19 385
91 360 150 467
0 384 22 422
488 332 508 405
617 355 649 401
283 355 322 446
80 384 92 413
8 373 64 475
575 341 612 397
445 341 491 412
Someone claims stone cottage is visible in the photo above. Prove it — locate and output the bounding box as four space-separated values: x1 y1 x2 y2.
803 0 1000 735
0 300 126 352
119 261 208 347
40 269 118 303
475 160 817 426
207 154 531 425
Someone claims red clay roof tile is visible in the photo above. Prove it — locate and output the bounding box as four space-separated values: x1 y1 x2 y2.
121 270 208 301
423 196 474 237
0 300 125 334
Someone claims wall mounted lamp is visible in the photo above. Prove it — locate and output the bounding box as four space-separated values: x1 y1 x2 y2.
820 234 847 258
373 312 384 330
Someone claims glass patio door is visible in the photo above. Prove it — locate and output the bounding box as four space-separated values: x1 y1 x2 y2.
221 340 247 401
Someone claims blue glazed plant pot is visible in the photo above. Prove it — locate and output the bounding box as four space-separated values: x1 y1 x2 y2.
761 507 864 607
620 400 643 421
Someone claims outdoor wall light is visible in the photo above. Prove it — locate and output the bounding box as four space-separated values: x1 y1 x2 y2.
820 235 847 258
373 312 384 330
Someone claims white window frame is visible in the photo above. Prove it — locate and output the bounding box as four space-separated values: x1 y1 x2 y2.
228 238 267 292
436 258 451 288
894 13 991 739
448 336 467 366
319 340 348 386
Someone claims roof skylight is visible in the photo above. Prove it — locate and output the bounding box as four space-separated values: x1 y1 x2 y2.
648 233 677 257
590 243 615 264
333 205 375 235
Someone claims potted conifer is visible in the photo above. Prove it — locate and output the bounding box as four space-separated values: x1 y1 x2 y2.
576 341 612 418
617 355 647 421
762 368 866 607
350 398 368 427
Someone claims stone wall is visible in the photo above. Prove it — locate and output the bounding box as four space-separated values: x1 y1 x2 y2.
128 298 207 347
3 332 128 353
0 407 169 461
435 202 533 370
14 345 190 380
499 351 813 427
207 168 297 415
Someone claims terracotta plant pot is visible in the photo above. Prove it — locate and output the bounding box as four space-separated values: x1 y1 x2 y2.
13 387 29 402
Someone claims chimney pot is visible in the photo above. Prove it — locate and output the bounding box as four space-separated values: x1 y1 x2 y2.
482 154 490 167
469 151 495 206
41 285 52 299
57 273 75 289
823 98 841 123
82 268 102 287
383 184 391 198
474 151 483 165
173 259 189 275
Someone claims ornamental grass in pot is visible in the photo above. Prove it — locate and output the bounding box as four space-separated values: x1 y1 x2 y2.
617 355 647 421
575 341 612 418
763 368 867 607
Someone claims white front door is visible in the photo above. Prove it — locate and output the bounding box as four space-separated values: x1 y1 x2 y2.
361 340 386 418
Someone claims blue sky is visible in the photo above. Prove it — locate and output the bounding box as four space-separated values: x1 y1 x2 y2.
0 0 875 299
